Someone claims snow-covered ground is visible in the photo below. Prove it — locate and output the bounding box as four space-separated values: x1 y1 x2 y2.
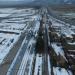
53 67 73 75
0 8 38 34
48 14 74 75
0 8 41 65
0 33 20 64
4 7 42 75
49 15 75 39
34 54 42 75
51 43 67 61
17 36 37 75
0 23 27 33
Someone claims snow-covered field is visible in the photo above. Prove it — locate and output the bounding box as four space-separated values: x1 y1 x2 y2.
53 67 72 75
0 33 20 64
6 8 41 75
0 8 40 65
51 43 67 61
48 14 75 75
49 15 75 38
0 23 27 33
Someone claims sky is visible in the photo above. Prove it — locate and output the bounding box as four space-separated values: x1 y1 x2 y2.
0 0 74 6
0 0 35 2
0 0 35 4
0 0 34 1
